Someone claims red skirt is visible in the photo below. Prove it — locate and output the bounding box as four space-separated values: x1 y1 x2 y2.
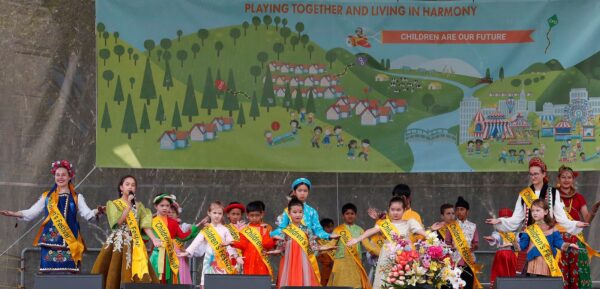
490 250 517 289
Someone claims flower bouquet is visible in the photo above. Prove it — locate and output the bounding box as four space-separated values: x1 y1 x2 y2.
381 231 465 289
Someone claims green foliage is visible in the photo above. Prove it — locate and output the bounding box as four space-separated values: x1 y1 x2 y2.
422 93 435 111
201 68 218 115
222 90 240 117
114 44 125 62
295 22 304 38
99 48 110 66
325 49 337 69
113 31 120 43
242 21 250 36
274 16 281 31
279 27 291 44
103 70 114 87
160 38 172 50
140 104 150 133
197 29 209 46
176 49 188 67
263 15 272 30
177 29 183 41
155 95 166 125
96 22 105 38
133 53 139 66
273 42 284 60
524 78 532 86
249 91 260 120
257 51 268 68
510 78 522 87
103 31 109 46
101 102 111 132
499 67 504 81
290 36 299 51
227 69 236 91
127 47 133 60
252 16 261 30
121 94 138 139
140 58 157 104
191 43 200 58
129 77 135 90
306 89 316 113
307 45 314 59
182 75 199 122
282 83 292 112
230 28 241 46
260 68 276 112
250 65 261 83
144 39 155 56
294 84 304 112
171 101 182 130
300 34 310 48
114 75 124 104
237 103 246 127
215 41 224 57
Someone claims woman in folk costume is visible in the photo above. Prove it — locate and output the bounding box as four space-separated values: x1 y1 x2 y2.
149 194 199 284
483 208 518 289
0 160 102 273
486 157 588 273
91 175 161 289
556 165 599 289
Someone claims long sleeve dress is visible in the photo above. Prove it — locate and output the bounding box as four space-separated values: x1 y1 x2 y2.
91 200 159 289
185 223 238 285
19 187 97 272
274 224 321 288
519 228 565 276
270 202 330 240
327 223 371 289
231 223 275 276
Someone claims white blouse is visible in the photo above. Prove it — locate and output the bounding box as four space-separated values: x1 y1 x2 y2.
18 193 97 222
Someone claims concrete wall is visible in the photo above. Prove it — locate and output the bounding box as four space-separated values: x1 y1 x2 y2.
0 1 598 288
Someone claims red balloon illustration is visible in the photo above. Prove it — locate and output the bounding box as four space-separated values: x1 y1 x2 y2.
214 79 227 92
271 121 280 131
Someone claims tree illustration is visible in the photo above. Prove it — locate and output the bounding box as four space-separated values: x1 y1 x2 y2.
133 53 139 66
99 48 110 66
113 44 125 62
282 83 292 112
113 31 120 43
274 16 281 31
163 59 173 91
290 36 300 52
263 15 272 30
163 50 172 62
499 67 505 81
140 58 157 105
294 85 304 112
155 95 166 125
227 69 236 91
295 22 304 38
279 27 291 44
100 102 111 132
160 38 172 51
230 28 241 46
524 78 532 86
129 77 135 90
182 75 199 122
250 65 261 83
257 51 268 68
485 68 491 79
249 91 260 120
511 79 522 87
282 18 288 28
103 31 109 46
215 41 224 57
176 29 183 42
127 47 133 60
215 69 222 98
103 70 114 87
261 68 276 112
386 59 391 70
222 90 240 117
201 68 218 115
306 89 316 113
96 22 105 39
300 34 310 48
140 104 150 133
191 43 200 58
176 49 188 67
307 45 314 59
237 104 246 128
121 94 138 139
156 49 163 62
171 101 182 130
197 29 209 46
273 42 284 60
144 39 155 56
252 16 261 31
242 21 250 36
114 75 124 105
325 49 337 69
422 93 435 111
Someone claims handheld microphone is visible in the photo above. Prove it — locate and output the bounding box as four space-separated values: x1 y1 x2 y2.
129 191 136 206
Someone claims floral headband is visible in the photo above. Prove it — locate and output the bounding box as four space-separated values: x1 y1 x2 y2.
558 165 579 178
51 160 74 178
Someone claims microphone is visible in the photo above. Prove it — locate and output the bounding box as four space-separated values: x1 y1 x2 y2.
129 191 136 206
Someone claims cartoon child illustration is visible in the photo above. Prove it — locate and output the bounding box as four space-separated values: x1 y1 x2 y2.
518 149 526 164
498 149 507 164
347 27 371 48
508 149 516 163
347 140 357 160
357 139 370 161
532 148 540 158
539 143 545 157
307 112 314 126
467 140 474 155
580 152 586 162
264 130 273 146
300 108 306 123
322 127 331 147
312 126 322 149
482 142 489 157
290 120 300 135
559 145 568 162
334 126 344 147
290 111 297 121
475 139 483 154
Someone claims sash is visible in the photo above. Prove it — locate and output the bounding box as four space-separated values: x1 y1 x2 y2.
557 208 600 259
524 224 562 277
335 225 372 289
284 208 306 225
318 239 336 259
447 221 483 289
201 225 237 274
35 189 85 265
225 223 244 267
438 225 448 240
499 231 516 244
376 218 403 242
152 216 179 282
519 187 538 208
113 199 149 280
282 223 320 283
239 226 274 280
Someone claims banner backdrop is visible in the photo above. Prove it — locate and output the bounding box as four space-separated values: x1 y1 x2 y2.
96 0 600 172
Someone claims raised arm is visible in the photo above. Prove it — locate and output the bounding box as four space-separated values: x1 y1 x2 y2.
77 194 99 221
2 196 45 221
270 211 289 237
553 191 585 234
347 225 381 246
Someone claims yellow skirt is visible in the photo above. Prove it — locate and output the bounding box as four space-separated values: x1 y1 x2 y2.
327 255 364 289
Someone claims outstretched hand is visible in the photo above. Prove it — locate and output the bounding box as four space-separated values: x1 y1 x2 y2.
483 236 495 243
569 243 580 250
367 208 380 220
485 218 500 225
430 222 445 231
576 221 589 228
318 244 337 252
266 249 282 255
0 210 19 218
196 216 209 228
329 233 340 240
177 251 191 258
347 238 358 247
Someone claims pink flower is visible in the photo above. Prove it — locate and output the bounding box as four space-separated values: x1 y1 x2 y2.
427 246 444 259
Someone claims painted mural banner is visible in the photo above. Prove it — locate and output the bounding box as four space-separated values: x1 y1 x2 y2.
96 0 600 172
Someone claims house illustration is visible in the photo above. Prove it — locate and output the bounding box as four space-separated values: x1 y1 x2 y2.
428 81 442 90
326 105 341 120
360 107 379 126
383 98 408 113
375 73 390 82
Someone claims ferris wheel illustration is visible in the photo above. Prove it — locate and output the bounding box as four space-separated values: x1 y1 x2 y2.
565 98 592 125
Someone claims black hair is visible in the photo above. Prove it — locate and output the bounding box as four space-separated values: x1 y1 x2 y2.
440 203 454 215
287 197 304 211
392 183 411 198
388 196 407 209
320 218 334 228
256 200 266 211
348 139 357 149
314 126 322 133
118 175 137 197
246 201 264 213
341 203 357 214
362 138 370 144
334 125 342 131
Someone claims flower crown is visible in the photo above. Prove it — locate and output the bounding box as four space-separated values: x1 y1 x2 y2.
51 160 74 178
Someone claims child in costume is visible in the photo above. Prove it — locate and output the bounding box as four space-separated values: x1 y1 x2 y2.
224 201 246 272
269 197 336 288
168 201 205 285
519 199 579 277
317 218 335 286
483 208 517 289
230 201 275 278
149 194 199 284
91 175 160 289
1 161 102 273
328 203 374 289
179 201 243 287
437 203 455 241
445 196 481 289
347 196 438 289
